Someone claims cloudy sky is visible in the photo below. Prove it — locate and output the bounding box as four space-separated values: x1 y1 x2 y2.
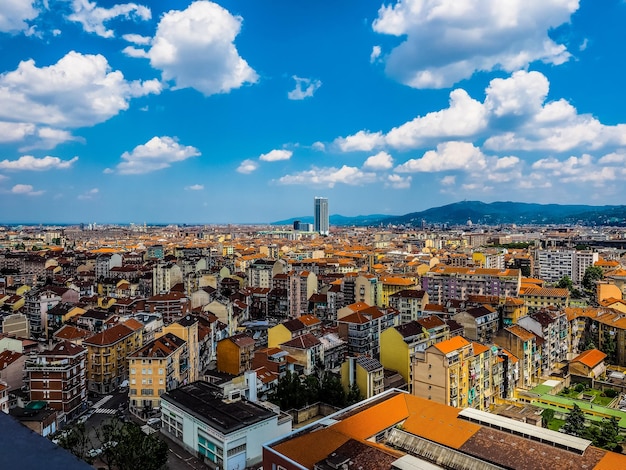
0 0 625 224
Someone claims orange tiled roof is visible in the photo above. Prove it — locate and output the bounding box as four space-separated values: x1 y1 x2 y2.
434 336 471 354
472 342 490 356
505 325 535 342
572 349 607 369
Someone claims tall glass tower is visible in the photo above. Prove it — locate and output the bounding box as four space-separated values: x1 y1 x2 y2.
314 197 329 235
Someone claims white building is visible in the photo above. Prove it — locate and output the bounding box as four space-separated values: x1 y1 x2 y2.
535 250 598 284
161 381 292 470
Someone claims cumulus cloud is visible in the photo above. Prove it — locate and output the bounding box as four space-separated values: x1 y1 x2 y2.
395 141 486 173
312 141 326 152
370 45 382 63
0 0 39 34
278 166 377 188
386 89 487 149
363 151 394 170
287 76 322 100
373 0 577 88
440 175 456 186
0 51 161 128
185 184 204 190
11 183 44 195
259 149 292 162
0 122 36 143
336 70 626 158
145 1 257 96
237 159 258 174
334 130 385 152
386 174 412 189
0 155 78 171
116 136 200 174
68 0 151 38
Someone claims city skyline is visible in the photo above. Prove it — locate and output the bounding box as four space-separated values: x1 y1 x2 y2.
1 1 626 224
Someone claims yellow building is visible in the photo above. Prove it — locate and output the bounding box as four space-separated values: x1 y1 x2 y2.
380 316 449 390
267 315 322 348
413 336 474 408
377 276 418 307
216 333 255 375
158 314 200 382
340 356 384 399
519 286 569 309
83 320 143 394
128 332 188 417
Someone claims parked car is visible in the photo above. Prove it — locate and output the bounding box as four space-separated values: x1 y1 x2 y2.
146 417 161 427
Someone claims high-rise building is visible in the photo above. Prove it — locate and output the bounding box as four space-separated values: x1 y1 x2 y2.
314 197 329 235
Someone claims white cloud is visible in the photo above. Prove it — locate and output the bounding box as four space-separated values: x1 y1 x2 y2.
237 159 258 174
122 46 149 59
579 38 588 51
287 76 322 100
116 136 200 174
0 122 36 142
11 183 44 196
78 188 99 200
278 165 377 188
0 51 161 128
259 149 292 162
372 0 576 88
386 174 412 189
68 0 151 38
484 70 549 117
0 0 39 33
370 45 382 63
440 175 456 186
147 1 257 96
312 141 326 152
363 151 394 170
0 155 78 171
386 88 487 149
334 130 385 152
395 141 486 173
122 33 152 45
185 184 204 190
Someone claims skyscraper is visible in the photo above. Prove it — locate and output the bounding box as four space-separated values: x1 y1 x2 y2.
314 197 329 235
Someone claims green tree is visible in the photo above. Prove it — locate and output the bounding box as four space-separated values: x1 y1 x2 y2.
541 408 555 428
562 403 586 437
346 383 362 405
320 372 346 407
111 420 169 470
598 416 621 451
556 276 573 290
582 266 604 292
57 422 94 464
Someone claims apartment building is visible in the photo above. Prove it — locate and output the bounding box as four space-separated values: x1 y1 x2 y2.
520 285 570 310
422 266 521 304
337 306 396 358
518 308 569 375
535 249 599 284
26 341 87 420
216 333 255 376
452 305 499 343
377 276 418 307
83 321 143 394
380 316 450 390
340 355 384 399
494 325 537 388
267 314 322 348
128 332 188 417
388 289 429 323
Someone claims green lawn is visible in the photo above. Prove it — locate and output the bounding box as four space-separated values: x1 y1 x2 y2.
547 418 565 431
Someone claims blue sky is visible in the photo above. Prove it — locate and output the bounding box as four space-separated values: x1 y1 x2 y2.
1 0 626 224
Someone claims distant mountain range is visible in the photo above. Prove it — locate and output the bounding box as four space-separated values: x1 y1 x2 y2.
272 201 626 227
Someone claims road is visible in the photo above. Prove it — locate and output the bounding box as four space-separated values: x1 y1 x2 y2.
79 390 207 470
